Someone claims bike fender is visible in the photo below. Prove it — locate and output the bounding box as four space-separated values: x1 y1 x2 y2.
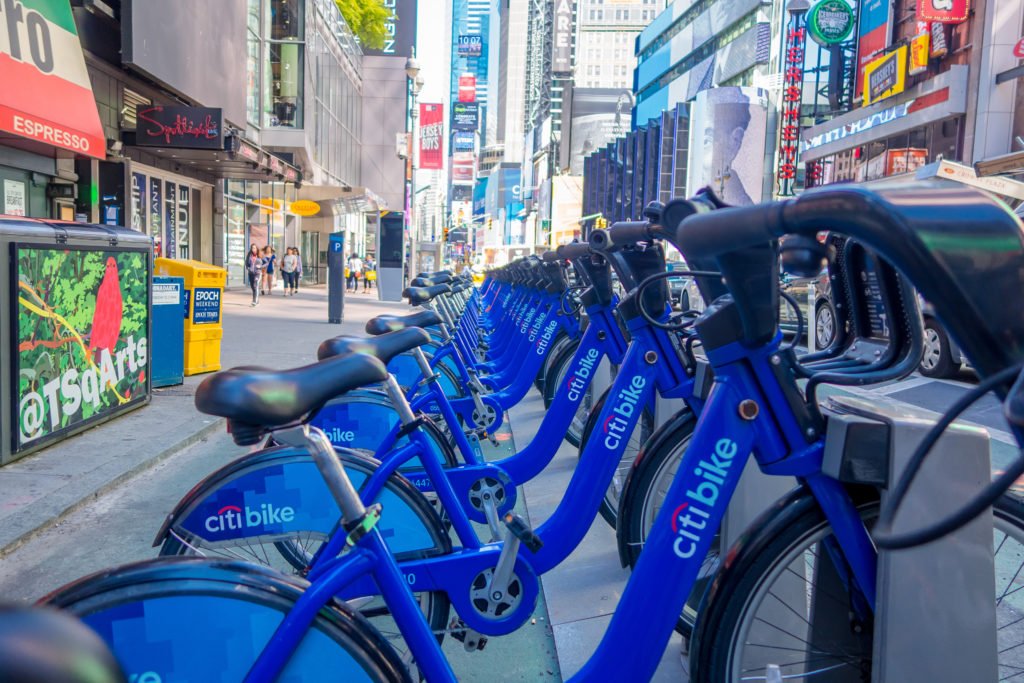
155 446 448 559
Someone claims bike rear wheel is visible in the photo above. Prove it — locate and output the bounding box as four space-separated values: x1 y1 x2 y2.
690 490 1024 682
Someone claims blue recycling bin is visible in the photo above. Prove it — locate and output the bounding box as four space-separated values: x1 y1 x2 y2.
151 276 185 387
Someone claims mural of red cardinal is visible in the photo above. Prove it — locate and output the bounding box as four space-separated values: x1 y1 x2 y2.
89 257 123 358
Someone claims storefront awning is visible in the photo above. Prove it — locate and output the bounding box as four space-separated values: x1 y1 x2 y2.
296 184 386 215
864 159 1024 202
0 2 106 159
120 131 302 183
801 66 968 163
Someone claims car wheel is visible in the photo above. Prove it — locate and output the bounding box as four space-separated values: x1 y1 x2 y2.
814 299 837 350
920 318 956 378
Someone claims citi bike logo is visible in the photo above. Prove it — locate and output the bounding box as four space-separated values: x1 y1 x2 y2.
535 320 558 355
520 306 537 334
527 311 546 342
670 438 738 559
601 376 646 448
566 348 599 402
205 503 296 533
325 426 356 443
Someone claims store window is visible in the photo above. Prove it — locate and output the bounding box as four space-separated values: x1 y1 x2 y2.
130 169 204 259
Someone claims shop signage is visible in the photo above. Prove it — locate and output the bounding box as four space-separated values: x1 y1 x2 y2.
802 97 923 152
552 0 573 77
135 106 223 150
359 0 417 57
1014 38 1024 59
855 0 893 100
289 200 321 217
808 0 855 46
4 179 26 216
130 173 145 232
917 0 969 24
164 181 176 258
0 0 106 158
149 178 162 255
235 139 261 163
776 19 807 197
14 246 150 451
458 74 477 103
909 32 931 75
419 103 444 170
451 102 479 131
457 34 482 57
864 47 907 106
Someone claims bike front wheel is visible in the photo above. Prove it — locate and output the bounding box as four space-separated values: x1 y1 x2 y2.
690 490 1024 682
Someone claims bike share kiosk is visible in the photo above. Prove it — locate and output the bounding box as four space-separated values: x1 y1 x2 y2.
377 211 405 302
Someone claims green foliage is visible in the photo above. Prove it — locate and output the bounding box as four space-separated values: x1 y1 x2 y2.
335 0 390 50
16 248 149 446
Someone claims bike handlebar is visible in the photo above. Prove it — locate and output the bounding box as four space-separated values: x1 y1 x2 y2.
589 222 652 252
556 242 592 260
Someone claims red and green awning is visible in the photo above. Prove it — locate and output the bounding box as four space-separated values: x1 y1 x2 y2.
0 0 106 158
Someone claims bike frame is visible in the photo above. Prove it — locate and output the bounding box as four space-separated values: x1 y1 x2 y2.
245 331 879 683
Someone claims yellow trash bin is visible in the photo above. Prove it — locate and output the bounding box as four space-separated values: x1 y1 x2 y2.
155 258 226 375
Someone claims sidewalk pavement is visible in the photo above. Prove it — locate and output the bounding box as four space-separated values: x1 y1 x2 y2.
0 284 404 556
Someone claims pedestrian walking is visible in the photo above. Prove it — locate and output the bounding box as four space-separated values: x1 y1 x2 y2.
346 253 362 292
261 246 277 295
282 247 299 295
294 248 303 292
363 256 376 292
246 244 264 306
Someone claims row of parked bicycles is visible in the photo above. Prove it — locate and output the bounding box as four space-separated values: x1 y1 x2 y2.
7 179 1024 682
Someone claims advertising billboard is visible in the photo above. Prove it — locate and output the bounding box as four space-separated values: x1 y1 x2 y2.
452 131 475 151
419 103 444 170
451 102 479 131
14 246 150 452
452 160 475 182
552 0 573 77
458 74 477 102
458 34 483 57
917 0 970 23
568 88 633 175
687 87 769 205
863 46 907 106
854 0 893 99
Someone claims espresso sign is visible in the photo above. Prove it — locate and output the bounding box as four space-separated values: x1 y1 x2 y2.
136 106 224 150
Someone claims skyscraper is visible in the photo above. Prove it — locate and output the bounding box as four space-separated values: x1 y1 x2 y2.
450 0 491 110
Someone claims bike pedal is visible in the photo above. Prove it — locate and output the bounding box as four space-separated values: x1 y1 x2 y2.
503 512 543 553
448 618 488 652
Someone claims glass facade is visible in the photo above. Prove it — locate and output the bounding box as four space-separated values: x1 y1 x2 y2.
223 179 298 285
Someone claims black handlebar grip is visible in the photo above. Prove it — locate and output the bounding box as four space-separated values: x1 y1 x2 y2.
589 222 652 252
675 202 786 260
541 250 562 263
556 242 592 260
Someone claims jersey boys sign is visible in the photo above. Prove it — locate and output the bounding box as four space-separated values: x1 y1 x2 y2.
0 0 106 157
419 103 443 170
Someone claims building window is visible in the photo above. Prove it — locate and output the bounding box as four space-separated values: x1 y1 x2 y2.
265 0 304 128
246 0 261 126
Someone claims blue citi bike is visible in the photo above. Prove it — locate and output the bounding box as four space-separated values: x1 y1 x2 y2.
41 180 1024 681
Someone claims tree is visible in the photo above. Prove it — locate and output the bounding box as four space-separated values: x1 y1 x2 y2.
335 0 390 50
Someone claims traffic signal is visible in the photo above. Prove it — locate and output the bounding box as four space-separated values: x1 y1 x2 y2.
487 217 493 231
443 226 450 240
595 216 607 229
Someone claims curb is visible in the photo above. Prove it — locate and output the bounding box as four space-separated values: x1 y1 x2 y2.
0 417 225 559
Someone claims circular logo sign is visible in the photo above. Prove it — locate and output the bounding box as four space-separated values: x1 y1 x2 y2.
1014 37 1024 59
289 200 321 217
808 0 855 46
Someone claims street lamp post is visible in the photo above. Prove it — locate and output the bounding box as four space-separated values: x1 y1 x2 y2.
405 51 422 281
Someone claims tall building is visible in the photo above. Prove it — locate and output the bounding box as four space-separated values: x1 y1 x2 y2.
450 0 491 109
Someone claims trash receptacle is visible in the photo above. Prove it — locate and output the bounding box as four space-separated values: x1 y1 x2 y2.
154 258 226 375
152 276 185 386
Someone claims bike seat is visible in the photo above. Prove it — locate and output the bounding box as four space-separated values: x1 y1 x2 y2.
317 327 431 363
404 284 451 305
365 310 443 335
411 274 453 286
195 353 387 430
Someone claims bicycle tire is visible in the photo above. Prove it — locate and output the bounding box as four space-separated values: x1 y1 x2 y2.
689 489 1024 682
159 454 453 665
577 386 655 528
615 409 706 637
542 338 593 449
46 557 411 682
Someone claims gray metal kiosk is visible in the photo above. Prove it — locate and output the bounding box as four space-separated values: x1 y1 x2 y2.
327 232 345 324
377 211 405 302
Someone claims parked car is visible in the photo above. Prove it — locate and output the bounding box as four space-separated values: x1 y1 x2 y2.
919 300 969 378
